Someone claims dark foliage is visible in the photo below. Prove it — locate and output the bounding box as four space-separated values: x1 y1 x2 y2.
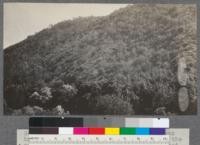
4 4 197 115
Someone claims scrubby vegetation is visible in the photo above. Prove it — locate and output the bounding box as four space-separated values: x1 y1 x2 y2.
4 4 197 115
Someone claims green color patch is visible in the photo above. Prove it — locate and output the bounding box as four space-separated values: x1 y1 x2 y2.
120 128 136 135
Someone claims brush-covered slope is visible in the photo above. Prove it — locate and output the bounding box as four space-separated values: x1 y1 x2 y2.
4 4 197 115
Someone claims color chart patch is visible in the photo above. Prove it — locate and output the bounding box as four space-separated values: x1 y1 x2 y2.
125 118 169 128
30 127 166 135
105 128 120 135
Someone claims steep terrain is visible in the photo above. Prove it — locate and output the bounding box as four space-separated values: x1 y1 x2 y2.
4 4 197 115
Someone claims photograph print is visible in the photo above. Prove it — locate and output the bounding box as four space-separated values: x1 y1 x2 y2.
3 3 197 115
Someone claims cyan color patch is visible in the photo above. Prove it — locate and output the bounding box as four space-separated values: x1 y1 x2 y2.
135 128 150 135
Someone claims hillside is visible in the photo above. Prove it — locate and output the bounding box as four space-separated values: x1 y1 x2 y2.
4 4 197 115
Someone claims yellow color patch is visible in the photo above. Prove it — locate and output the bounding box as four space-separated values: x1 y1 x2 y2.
105 128 120 135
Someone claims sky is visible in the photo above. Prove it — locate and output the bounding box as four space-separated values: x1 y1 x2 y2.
4 3 128 48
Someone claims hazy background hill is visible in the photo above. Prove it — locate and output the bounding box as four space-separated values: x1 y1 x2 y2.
4 4 197 115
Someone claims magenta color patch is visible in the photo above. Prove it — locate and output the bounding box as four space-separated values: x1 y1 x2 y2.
73 128 89 134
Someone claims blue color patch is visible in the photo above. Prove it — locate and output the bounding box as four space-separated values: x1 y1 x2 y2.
135 128 150 135
150 128 166 135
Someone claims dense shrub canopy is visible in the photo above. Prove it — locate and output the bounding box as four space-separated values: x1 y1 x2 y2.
4 4 197 115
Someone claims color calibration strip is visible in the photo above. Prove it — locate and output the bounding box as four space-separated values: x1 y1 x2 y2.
29 117 169 128
18 129 190 145
29 127 166 135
